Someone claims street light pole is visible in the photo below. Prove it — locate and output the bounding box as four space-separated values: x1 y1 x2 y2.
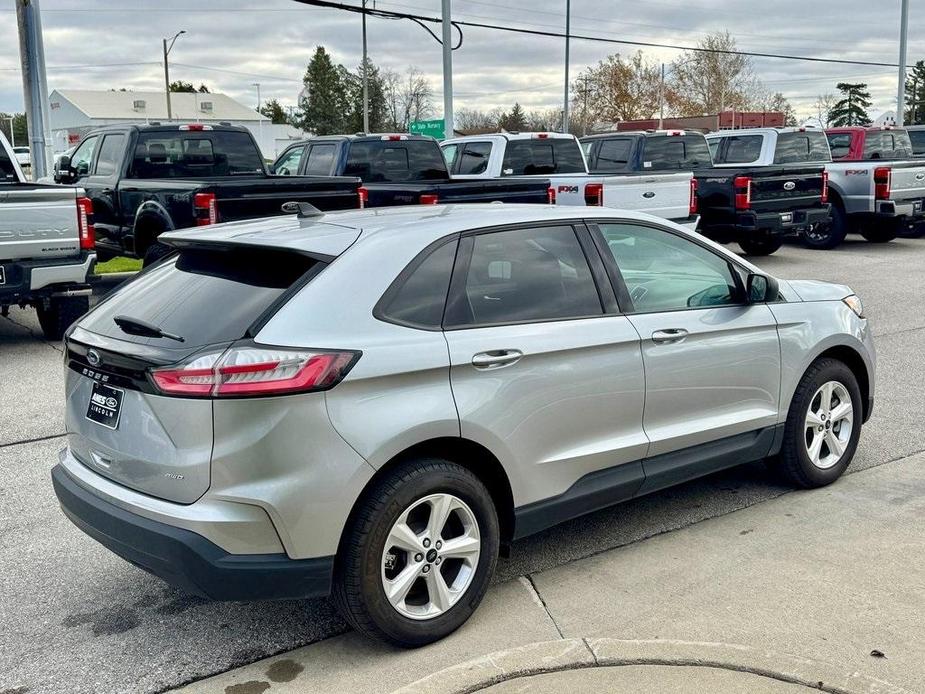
362 0 369 133
562 0 570 134
441 0 453 138
253 82 263 156
897 0 909 123
163 30 186 122
16 0 52 178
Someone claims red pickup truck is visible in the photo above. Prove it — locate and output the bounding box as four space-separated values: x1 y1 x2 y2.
825 126 915 161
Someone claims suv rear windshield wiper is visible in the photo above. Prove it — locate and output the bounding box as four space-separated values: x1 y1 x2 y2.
113 315 185 343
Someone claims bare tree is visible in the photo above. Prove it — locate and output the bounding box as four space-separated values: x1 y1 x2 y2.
668 30 763 116
756 91 797 126
813 93 838 128
381 66 435 131
578 51 662 124
455 107 502 132
526 108 563 132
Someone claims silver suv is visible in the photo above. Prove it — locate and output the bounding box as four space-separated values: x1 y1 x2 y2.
53 204 875 646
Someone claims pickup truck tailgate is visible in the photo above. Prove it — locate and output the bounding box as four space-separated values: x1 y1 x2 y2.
600 172 693 219
207 176 361 220
750 167 826 212
886 164 925 202
0 185 80 260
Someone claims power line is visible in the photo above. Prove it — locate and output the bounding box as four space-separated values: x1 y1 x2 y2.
292 0 903 69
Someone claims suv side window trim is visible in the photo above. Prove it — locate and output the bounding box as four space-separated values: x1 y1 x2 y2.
587 220 747 314
443 222 611 330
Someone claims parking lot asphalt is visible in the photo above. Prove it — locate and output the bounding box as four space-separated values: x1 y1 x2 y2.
2 237 925 694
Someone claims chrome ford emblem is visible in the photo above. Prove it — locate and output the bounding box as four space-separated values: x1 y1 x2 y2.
87 349 101 366
916 173 925 181
783 181 796 191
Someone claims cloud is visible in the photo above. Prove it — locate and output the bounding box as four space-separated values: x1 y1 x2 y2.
0 0 919 120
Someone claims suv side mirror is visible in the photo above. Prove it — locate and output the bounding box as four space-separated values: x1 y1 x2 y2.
746 273 779 303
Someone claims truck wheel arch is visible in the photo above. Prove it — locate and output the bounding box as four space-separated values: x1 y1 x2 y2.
133 203 174 257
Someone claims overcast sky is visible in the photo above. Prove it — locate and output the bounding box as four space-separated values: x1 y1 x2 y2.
1 0 921 121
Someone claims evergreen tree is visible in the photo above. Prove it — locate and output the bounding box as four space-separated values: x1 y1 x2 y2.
259 98 289 125
298 47 349 135
169 80 196 93
499 103 528 131
0 112 27 146
829 82 872 127
905 61 925 125
346 58 389 133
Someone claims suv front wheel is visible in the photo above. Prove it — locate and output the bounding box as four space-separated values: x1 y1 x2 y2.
333 459 500 647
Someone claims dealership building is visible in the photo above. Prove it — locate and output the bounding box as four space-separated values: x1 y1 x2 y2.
47 89 303 158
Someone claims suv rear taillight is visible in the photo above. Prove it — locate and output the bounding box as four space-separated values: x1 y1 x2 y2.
734 176 752 211
358 186 369 208
193 192 218 226
419 193 439 205
874 166 891 200
689 178 698 215
584 182 604 206
150 344 360 398
821 170 829 204
76 196 95 251
547 186 556 204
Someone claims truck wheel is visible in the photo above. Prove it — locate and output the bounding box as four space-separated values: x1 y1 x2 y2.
802 205 848 250
36 296 90 341
769 358 862 489
142 242 173 268
738 237 782 256
860 227 897 243
333 458 499 647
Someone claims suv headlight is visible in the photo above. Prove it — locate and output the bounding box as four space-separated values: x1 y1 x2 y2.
843 294 865 318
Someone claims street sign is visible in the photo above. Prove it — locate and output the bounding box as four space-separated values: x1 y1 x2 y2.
409 118 445 140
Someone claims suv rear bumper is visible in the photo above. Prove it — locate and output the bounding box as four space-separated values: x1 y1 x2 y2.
52 463 334 601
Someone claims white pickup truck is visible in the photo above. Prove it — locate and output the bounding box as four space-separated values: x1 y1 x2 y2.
0 132 96 339
440 132 699 229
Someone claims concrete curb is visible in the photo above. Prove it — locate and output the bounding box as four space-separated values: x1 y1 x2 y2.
392 638 912 694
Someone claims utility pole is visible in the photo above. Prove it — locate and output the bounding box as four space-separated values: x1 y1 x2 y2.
163 30 185 121
16 0 52 178
897 0 909 124
362 0 369 132
253 82 263 156
562 0 570 134
441 0 453 138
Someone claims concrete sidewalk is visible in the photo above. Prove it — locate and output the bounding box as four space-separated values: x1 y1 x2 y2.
173 454 925 694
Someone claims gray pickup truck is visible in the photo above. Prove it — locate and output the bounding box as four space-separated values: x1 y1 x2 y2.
1 133 96 339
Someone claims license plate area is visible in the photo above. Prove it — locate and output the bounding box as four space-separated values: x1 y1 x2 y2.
86 381 125 430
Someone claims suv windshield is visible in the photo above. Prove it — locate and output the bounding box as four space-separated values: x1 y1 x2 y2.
501 139 586 175
774 132 831 163
642 135 712 170
130 130 265 178
80 247 321 348
344 140 447 182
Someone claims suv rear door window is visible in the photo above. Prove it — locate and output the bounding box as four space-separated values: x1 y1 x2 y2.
715 135 762 164
501 139 586 176
773 132 831 163
445 225 602 327
376 238 458 329
344 140 447 182
642 135 713 170
130 131 264 178
80 247 320 348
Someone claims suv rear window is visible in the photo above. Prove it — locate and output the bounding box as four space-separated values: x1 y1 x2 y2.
501 139 586 176
773 132 830 163
344 140 447 182
130 131 265 178
642 135 712 170
80 248 320 348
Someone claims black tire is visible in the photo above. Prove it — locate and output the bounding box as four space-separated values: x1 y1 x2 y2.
142 241 173 268
860 227 897 243
333 458 500 647
802 204 849 250
36 295 90 341
95 250 116 263
738 237 783 256
771 358 862 489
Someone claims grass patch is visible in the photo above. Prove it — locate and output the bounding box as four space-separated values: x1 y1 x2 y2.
94 257 142 275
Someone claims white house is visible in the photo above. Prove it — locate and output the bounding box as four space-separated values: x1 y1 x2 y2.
47 89 305 159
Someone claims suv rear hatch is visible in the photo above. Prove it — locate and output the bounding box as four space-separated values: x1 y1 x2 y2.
64 244 329 503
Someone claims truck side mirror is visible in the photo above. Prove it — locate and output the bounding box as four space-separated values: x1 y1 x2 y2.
54 155 72 183
746 273 779 303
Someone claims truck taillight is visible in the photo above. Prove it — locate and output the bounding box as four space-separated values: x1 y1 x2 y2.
193 192 218 226
358 186 369 209
689 178 698 215
419 193 439 205
150 345 360 398
874 166 891 200
821 171 829 204
76 197 95 251
584 182 604 206
734 176 752 211
547 186 556 204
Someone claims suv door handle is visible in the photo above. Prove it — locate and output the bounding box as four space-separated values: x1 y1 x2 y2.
651 329 688 344
472 350 523 369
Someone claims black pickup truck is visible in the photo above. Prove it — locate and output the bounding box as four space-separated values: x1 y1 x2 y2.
54 124 362 265
271 134 553 207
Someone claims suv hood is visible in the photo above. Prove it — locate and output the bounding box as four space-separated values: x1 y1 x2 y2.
784 279 853 302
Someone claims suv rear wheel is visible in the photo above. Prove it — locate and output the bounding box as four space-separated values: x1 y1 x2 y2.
333 459 499 647
771 358 862 488
36 295 90 341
